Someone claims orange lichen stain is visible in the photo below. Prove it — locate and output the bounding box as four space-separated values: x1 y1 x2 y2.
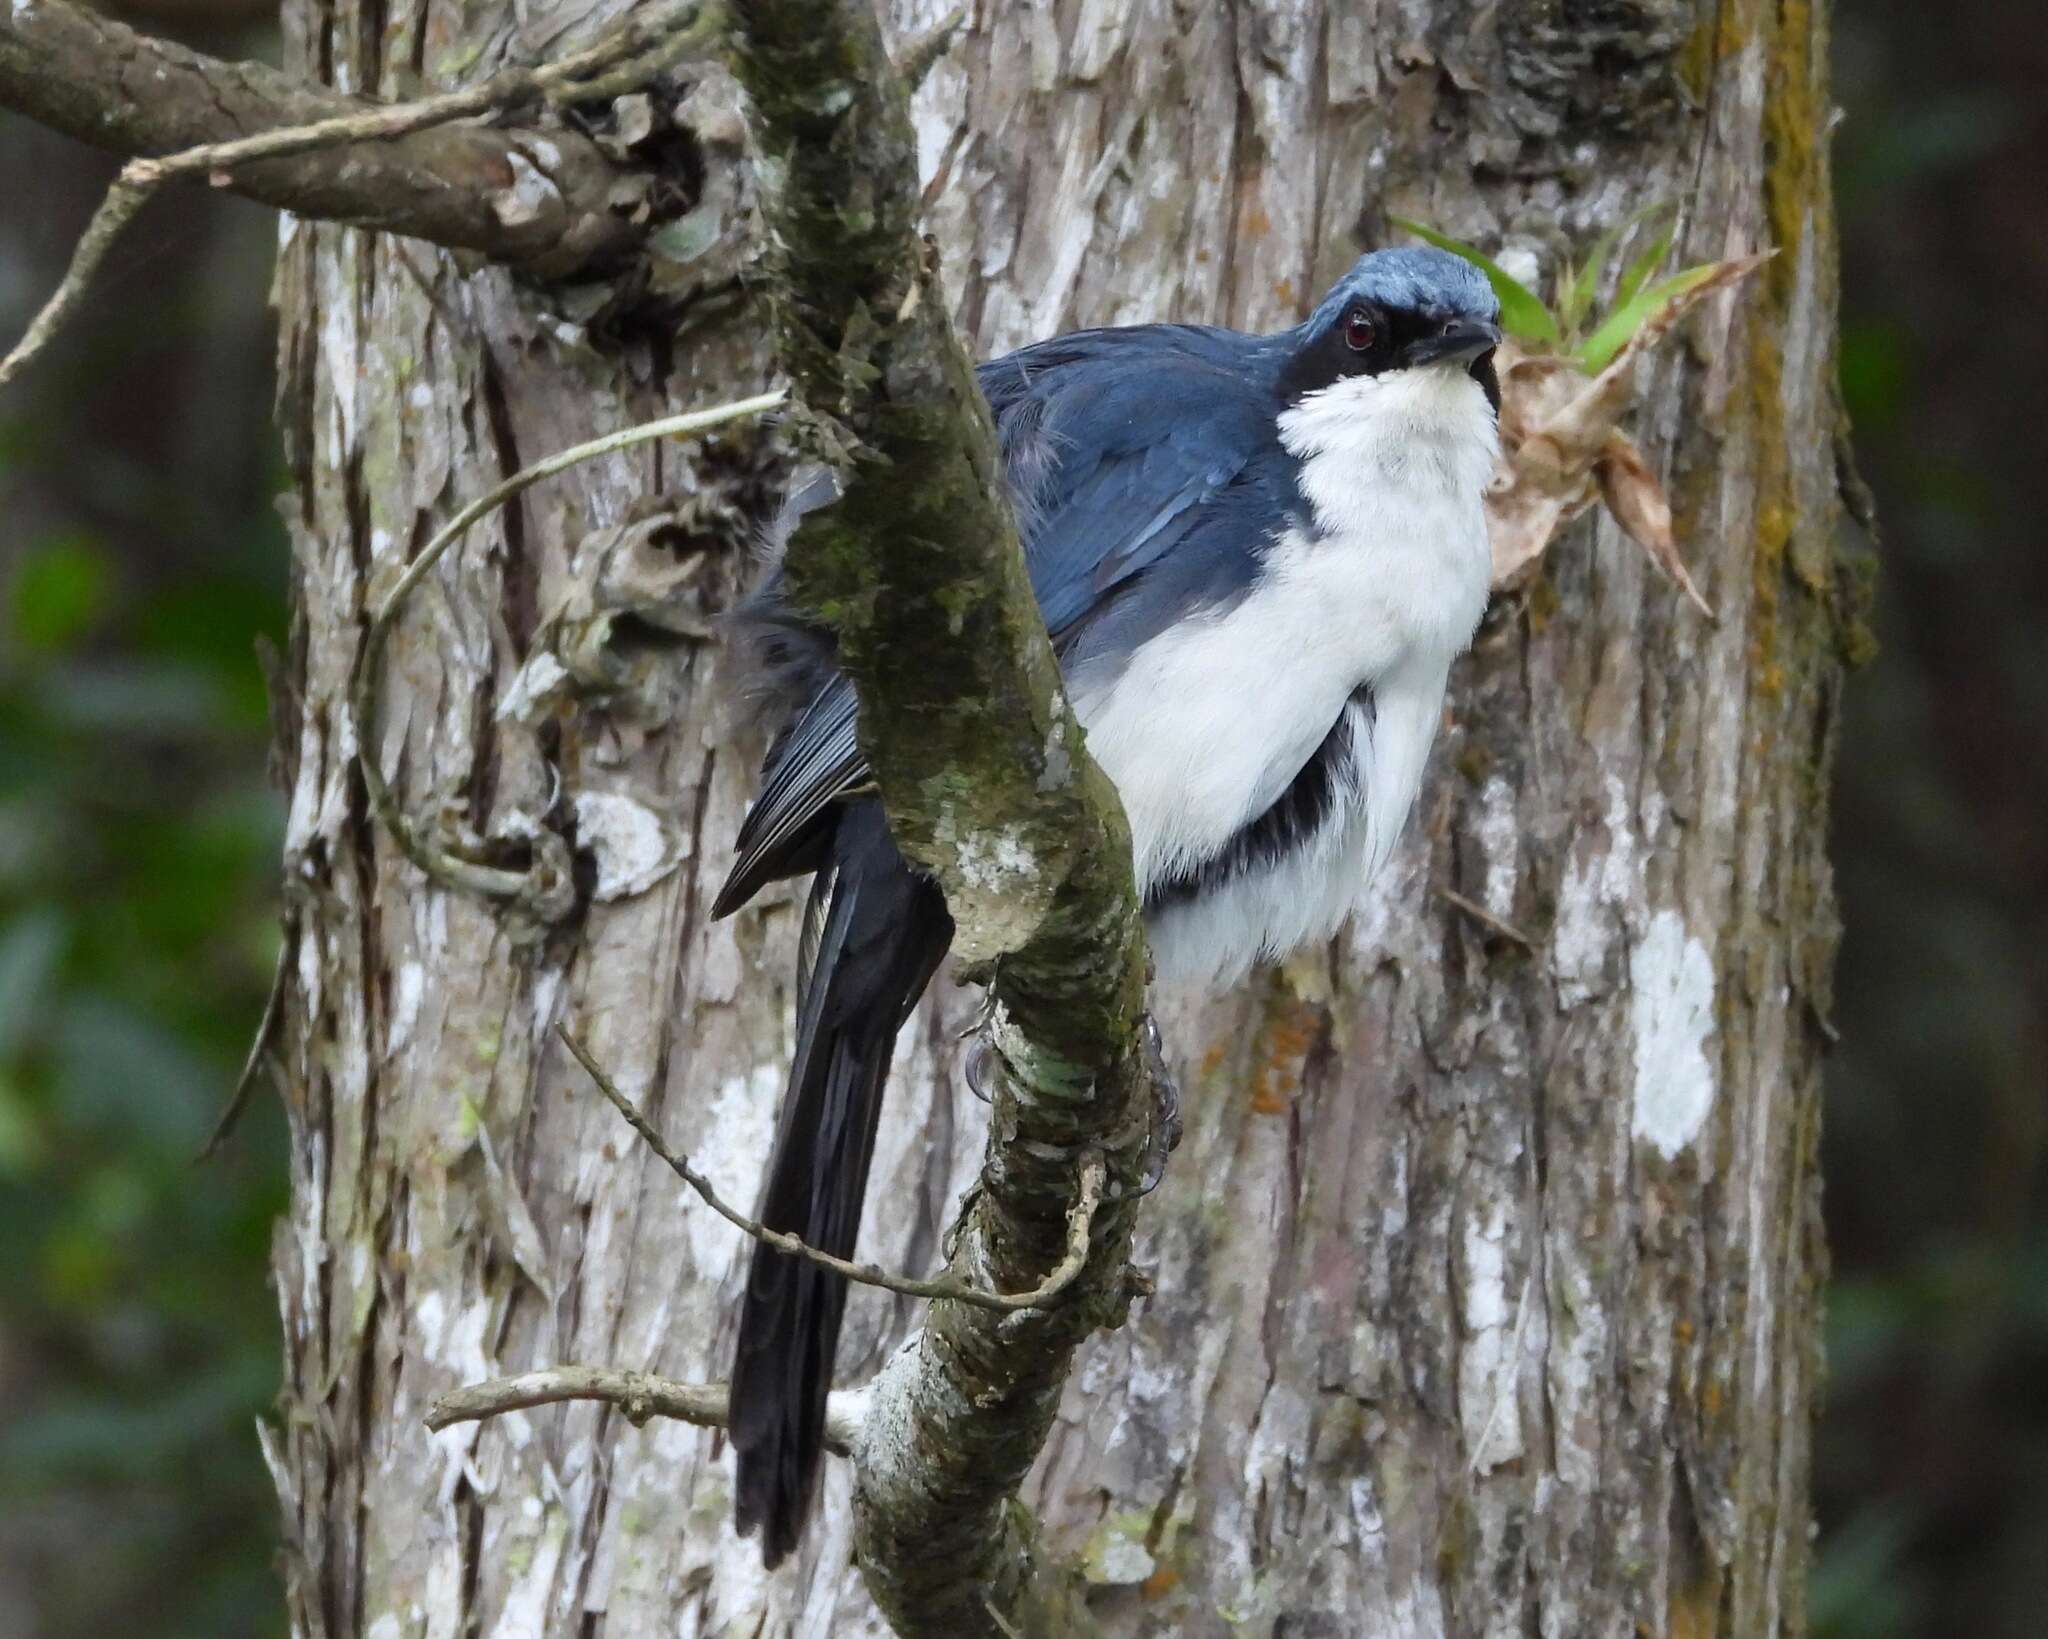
1668 1569 1727 1639
1141 1566 1181 1600
1700 1381 1724 1418
1244 206 1272 238
1674 1317 1695 1345
1249 993 1321 1116
1200 1041 1230 1079
1273 277 1298 308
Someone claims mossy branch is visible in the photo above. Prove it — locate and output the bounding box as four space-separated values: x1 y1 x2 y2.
728 1 1153 1632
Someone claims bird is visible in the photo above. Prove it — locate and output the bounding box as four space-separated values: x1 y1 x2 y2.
712 245 1503 1565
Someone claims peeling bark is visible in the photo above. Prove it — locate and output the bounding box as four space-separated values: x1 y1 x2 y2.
262 0 1844 1635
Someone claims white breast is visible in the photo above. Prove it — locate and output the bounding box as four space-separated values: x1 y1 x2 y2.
1075 362 1497 988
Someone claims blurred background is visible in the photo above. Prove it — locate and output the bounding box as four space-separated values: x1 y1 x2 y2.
0 1 2040 1633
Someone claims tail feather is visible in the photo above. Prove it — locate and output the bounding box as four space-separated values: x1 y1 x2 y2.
729 799 950 1566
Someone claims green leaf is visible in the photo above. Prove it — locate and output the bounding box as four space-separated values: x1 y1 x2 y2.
0 908 66 1054
1574 262 1726 374
10 535 112 652
1559 205 1670 337
1390 218 1559 345
1612 220 1679 315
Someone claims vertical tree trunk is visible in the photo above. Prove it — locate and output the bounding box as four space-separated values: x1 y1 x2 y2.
266 1 1848 1635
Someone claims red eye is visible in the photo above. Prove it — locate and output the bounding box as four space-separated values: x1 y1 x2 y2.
1343 310 1377 352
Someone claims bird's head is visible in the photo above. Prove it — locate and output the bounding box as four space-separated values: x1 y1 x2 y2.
1279 246 1503 414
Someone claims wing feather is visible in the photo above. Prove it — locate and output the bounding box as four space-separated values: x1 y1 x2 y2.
717 326 1289 919
712 680 866 917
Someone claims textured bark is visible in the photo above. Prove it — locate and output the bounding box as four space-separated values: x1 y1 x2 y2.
263 1 1847 1636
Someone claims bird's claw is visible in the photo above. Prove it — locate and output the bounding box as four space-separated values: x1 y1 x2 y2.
1137 1012 1183 1196
964 1036 998 1103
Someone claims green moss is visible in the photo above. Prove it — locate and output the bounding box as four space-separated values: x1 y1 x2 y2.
1833 542 1880 669
1435 1489 1478 1582
1761 0 1821 279
1454 740 1494 785
1676 14 1718 102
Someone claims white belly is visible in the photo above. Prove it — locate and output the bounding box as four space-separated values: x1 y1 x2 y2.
1072 361 1496 989
1138 658 1451 987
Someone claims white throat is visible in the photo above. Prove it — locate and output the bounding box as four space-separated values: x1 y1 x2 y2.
1274 362 1498 669
1279 362 1498 533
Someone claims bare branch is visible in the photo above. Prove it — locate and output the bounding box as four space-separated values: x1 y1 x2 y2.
348 390 785 909
0 0 719 388
559 1029 1105 1314
0 0 692 279
423 1366 865 1455
126 0 715 183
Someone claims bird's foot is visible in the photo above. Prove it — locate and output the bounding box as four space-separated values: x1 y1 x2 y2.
1137 1012 1183 1196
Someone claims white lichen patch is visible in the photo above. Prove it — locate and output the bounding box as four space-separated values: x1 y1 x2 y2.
497 652 571 724
318 258 360 462
954 823 1037 893
1477 776 1519 916
571 789 686 902
685 1066 781 1273
493 1502 567 1639
1552 774 1639 1006
1628 909 1718 1159
411 1287 492 1383
944 822 1053 963
1037 692 1072 793
1081 1510 1158 1585
388 960 424 1054
1457 1198 1526 1472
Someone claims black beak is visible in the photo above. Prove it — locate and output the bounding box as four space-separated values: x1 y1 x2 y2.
1404 319 1504 367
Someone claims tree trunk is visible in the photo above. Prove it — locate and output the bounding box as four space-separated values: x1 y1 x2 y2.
266 1 1848 1635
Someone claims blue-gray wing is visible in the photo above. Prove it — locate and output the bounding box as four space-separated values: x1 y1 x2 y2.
711 677 863 917
713 327 1288 917
983 328 1283 637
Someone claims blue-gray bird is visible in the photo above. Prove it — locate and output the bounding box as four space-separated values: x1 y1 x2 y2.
715 246 1503 1564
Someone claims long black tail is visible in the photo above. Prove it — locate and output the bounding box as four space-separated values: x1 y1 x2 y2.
729 799 951 1565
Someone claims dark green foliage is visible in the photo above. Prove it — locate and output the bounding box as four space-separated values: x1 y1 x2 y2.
0 125 287 1638
1818 5 2048 1636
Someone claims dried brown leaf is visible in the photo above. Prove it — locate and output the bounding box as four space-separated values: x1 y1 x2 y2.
1594 432 1715 617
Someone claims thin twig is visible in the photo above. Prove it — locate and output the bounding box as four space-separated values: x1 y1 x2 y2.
982 1598 1026 1639
1441 886 1537 950
349 389 786 902
423 1364 865 1453
559 1026 1104 1314
197 916 295 1161
0 181 150 390
0 0 718 389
